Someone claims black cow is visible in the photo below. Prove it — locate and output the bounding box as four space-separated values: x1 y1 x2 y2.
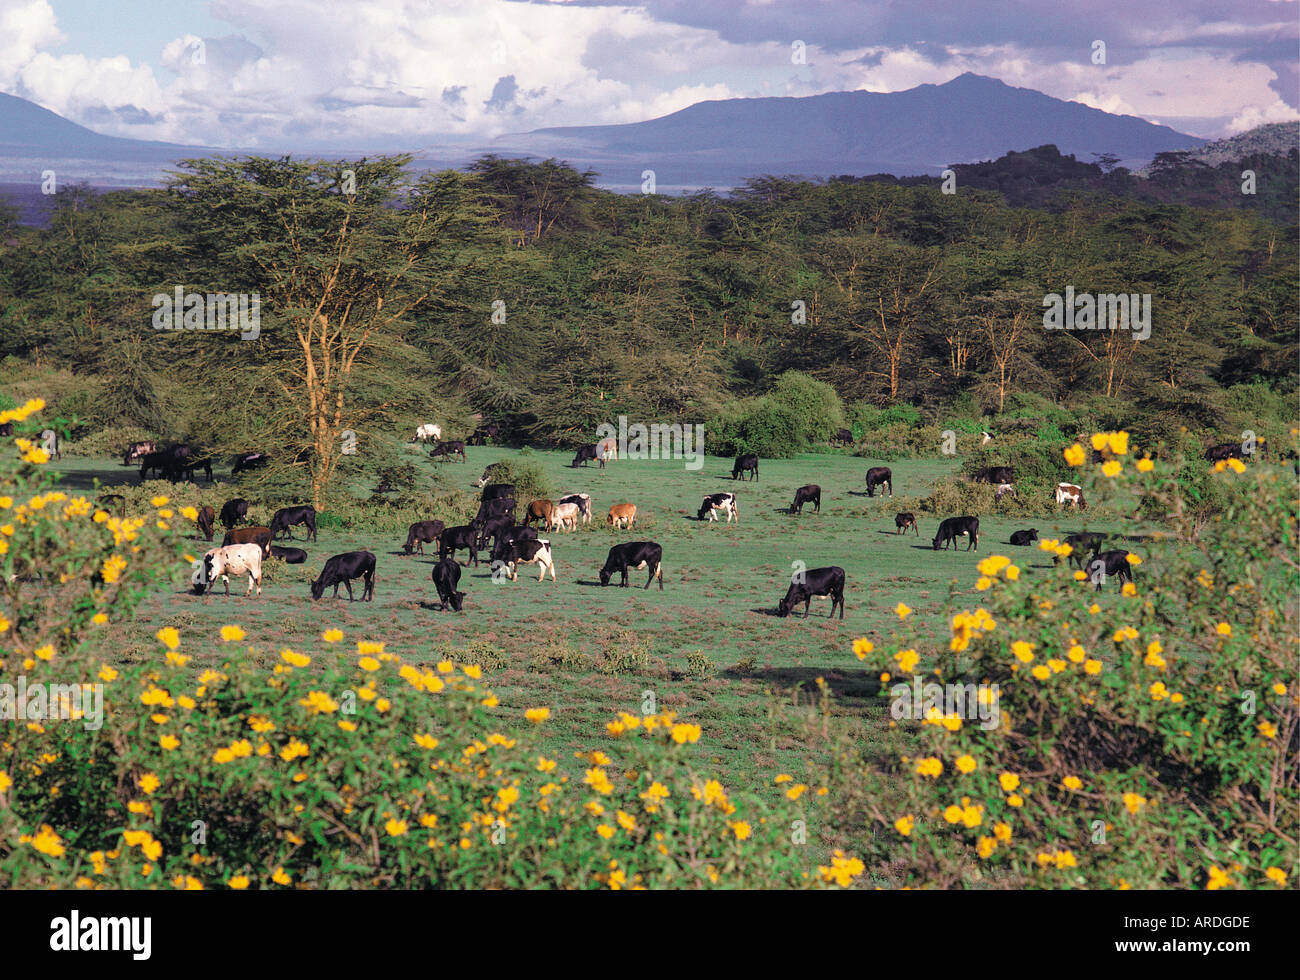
474 497 516 535
231 452 269 475
402 520 445 556
865 466 893 497
270 545 308 564
933 516 980 551
833 428 854 446
1062 532 1107 570
1086 550 1135 591
789 484 821 515
895 512 918 536
439 525 480 567
599 542 664 590
480 483 515 502
479 516 515 554
310 551 376 601
972 466 1014 485
139 450 176 482
431 555 465 611
195 505 216 541
219 498 248 528
1009 528 1038 546
123 440 156 465
572 443 604 469
270 505 317 542
429 440 467 463
732 454 759 481
777 566 845 619
1204 443 1243 463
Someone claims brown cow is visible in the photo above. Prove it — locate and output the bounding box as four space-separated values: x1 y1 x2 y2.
523 499 555 528
195 504 216 541
607 503 637 529
221 525 273 558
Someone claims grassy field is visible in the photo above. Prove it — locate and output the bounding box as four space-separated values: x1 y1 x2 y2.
51 445 1144 790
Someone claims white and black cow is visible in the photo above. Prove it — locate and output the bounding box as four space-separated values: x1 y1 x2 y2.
191 544 264 597
698 492 739 523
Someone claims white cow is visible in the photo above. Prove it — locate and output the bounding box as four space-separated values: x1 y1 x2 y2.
980 431 993 445
1055 482 1087 510
414 423 442 443
552 502 581 531
192 544 264 597
995 482 1017 501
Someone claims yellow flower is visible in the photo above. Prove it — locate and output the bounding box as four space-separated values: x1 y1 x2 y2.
785 783 808 800
1258 720 1277 739
993 821 1011 842
955 754 977 774
596 824 616 839
1007 793 1023 807
1031 664 1050 681
220 625 245 642
1101 460 1122 478
1125 553 1141 566
975 576 993 591
915 757 943 779
894 602 912 619
1107 431 1129 455
1136 457 1154 472
894 648 920 673
1062 776 1082 791
977 555 1011 576
228 875 250 889
272 867 291 885
357 656 381 672
155 627 181 650
1207 866 1231 891
1090 433 1109 451
730 821 752 840
1064 444 1086 466
31 825 66 857
1215 622 1232 636
1122 792 1146 814
385 819 408 837
943 804 964 824
1084 659 1102 675
138 773 161 794
998 772 1020 792
1011 641 1035 663
1004 565 1020 581
977 836 996 859
894 815 915 836
34 644 55 661
297 690 338 714
463 664 482 679
1265 867 1287 885
160 735 180 751
150 495 169 507
1121 582 1137 596
525 707 550 723
1226 457 1246 473
322 629 343 643
670 722 702 744
852 637 874 659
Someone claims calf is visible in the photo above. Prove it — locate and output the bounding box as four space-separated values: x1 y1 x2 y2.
439 525 480 567
732 454 759 481
1009 528 1038 546
523 499 554 529
1086 550 1135 591
413 423 442 443
431 555 465 611
181 454 213 482
1055 483 1087 510
123 440 157 466
219 498 248 528
221 525 273 559
994 483 1017 501
403 520 446 556
599 542 663 590
270 545 308 564
608 503 637 529
572 443 603 469
231 452 269 475
429 440 466 463
498 538 557 583
310 551 376 601
558 493 593 524
895 512 918 536
698 492 739 523
192 544 263 597
973 466 1014 485
1062 532 1107 570
865 466 893 497
596 437 618 461
552 501 582 531
195 505 216 542
789 485 821 515
468 423 501 446
933 516 980 551
480 483 515 502
269 505 317 542
776 566 845 619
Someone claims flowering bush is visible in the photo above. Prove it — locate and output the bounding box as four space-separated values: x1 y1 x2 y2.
842 432 1298 889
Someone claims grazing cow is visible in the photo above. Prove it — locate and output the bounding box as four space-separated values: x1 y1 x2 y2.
489 525 539 565
895 512 918 536
1062 532 1107 569
789 484 821 515
192 544 263 597
523 499 555 529
571 443 603 469
596 437 618 461
1204 443 1243 463
39 429 61 460
558 493 593 524
599 542 663 590
608 503 637 529
972 466 1014 485
480 483 516 502
1086 550 1135 591
776 566 845 619
1009 528 1038 546
865 466 893 497
221 525 273 559
123 440 157 465
195 505 216 542
698 492 740 523
179 453 213 482
933 516 980 551
1055 483 1087 510
431 555 465 611
269 505 317 542
498 538 557 583
439 525 480 567
994 483 1017 501
219 498 248 528
139 450 176 482
552 501 582 531
270 546 308 564
402 520 446 556
732 454 759 481
474 497 516 528
231 452 269 476
413 423 442 443
429 440 467 463
468 423 501 446
310 551 376 601
476 463 508 488
833 428 854 447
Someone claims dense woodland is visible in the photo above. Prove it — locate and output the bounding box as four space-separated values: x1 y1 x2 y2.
0 143 1294 501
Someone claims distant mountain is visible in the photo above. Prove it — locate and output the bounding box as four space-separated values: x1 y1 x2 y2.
493 73 1205 189
1168 122 1298 167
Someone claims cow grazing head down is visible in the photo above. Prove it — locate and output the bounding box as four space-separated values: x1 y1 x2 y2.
191 557 210 595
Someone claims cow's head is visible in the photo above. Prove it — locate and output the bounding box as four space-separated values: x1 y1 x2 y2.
599 567 611 587
309 577 325 600
932 536 942 550
776 596 792 617
448 590 465 612
190 557 211 595
697 501 712 520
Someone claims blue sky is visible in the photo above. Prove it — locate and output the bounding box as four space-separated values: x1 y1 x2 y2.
2 0 1296 150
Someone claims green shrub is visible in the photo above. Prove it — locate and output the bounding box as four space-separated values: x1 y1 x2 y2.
768 371 845 447
706 396 804 459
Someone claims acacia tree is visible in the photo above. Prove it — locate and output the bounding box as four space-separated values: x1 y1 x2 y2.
968 292 1036 412
168 155 496 509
